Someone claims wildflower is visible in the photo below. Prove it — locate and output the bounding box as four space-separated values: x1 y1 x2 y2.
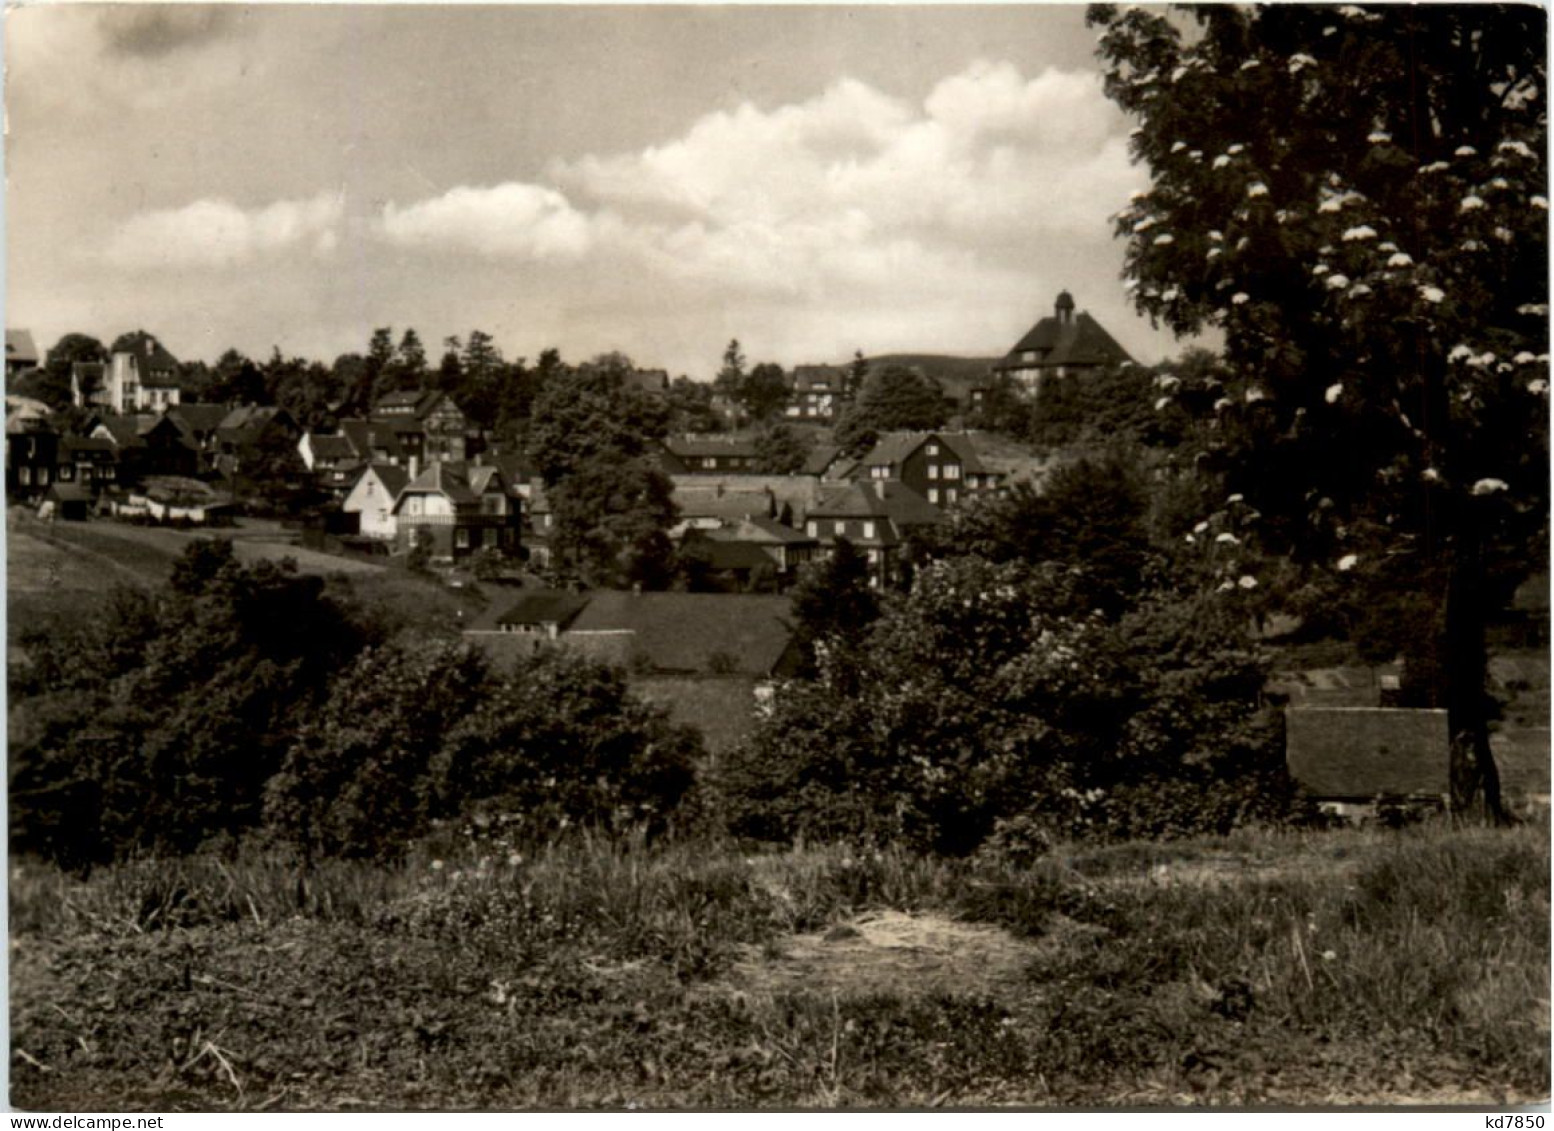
1325 383 1343 404
1387 252 1414 268
1325 274 1351 289
1337 554 1359 572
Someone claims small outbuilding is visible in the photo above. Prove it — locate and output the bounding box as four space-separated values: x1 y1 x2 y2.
1285 707 1450 817
39 482 91 521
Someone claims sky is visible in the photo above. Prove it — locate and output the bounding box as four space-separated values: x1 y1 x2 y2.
5 4 1193 379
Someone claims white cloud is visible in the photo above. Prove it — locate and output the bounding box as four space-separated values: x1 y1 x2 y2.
377 183 601 260
374 61 1141 305
102 194 343 270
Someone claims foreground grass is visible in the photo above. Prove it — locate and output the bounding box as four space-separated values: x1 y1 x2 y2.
10 822 1549 1109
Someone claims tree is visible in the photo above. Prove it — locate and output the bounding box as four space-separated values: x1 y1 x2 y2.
753 422 810 475
21 333 107 409
714 339 746 401
742 362 790 421
666 376 724 433
1089 2 1549 817
789 537 879 682
846 350 870 397
209 348 267 405
833 365 947 454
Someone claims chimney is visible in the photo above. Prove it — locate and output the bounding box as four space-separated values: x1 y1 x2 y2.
1055 290 1075 326
408 454 421 480
145 337 154 357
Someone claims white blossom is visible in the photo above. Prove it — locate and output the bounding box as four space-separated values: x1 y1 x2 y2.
1490 177 1510 190
1193 521 1210 534
1213 154 1232 169
1133 216 1158 232
1498 140 1535 159
1367 130 1392 144
1171 65 1190 83
1419 161 1450 174
1461 239 1484 251
1460 195 1487 212
1129 190 1149 202
1337 554 1359 572
1455 145 1478 157
1495 227 1515 242
1342 225 1377 241
1323 25 1337 36
1170 141 1187 153
1185 533 1196 544
1312 263 1330 276
1325 383 1344 404
1218 579 1236 592
1387 252 1414 268
1517 303 1549 316
1227 494 1244 504
1448 344 1474 363
1471 478 1509 496
1419 286 1446 304
1154 373 1181 390
1228 143 1245 155
1247 182 1270 198
1347 283 1373 298
1244 387 1267 404
1236 237 1250 250
1154 233 1175 246
1189 150 1203 161
1216 532 1240 545
1238 575 1258 590
1530 379 1549 395
1421 467 1442 484
1514 351 1537 365
1154 396 1171 411
1206 248 1222 260
1533 196 1549 209
1325 273 1351 289
1214 397 1233 412
1239 60 1259 72
1289 54 1317 73
1208 230 1224 241
1232 292 1251 305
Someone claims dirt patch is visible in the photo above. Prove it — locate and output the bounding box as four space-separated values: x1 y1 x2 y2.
715 909 1052 1000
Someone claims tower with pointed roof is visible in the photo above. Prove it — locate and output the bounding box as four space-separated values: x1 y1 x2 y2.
991 292 1133 399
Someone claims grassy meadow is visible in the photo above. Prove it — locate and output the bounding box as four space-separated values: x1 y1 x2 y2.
9 820 1548 1109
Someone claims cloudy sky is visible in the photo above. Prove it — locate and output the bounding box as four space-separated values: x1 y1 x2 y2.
6 4 1189 378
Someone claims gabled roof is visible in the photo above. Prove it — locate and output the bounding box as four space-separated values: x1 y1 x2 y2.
166 403 230 436
791 364 847 391
672 486 774 523
680 538 776 572
219 404 294 435
353 462 411 498
307 433 357 462
397 461 478 506
6 329 39 366
43 482 92 504
856 430 992 476
59 435 116 456
489 450 539 485
802 444 843 477
113 331 180 373
665 434 761 460
94 415 161 447
995 301 1133 372
722 514 819 546
337 418 399 459
374 389 428 412
1285 708 1449 799
809 481 945 528
466 589 591 633
566 591 796 675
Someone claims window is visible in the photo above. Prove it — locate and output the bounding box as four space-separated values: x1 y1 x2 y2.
867 549 880 563
947 488 958 504
807 521 818 537
407 496 423 516
927 487 938 504
60 465 74 481
872 466 887 479
39 468 50 485
927 464 939 480
456 528 470 549
863 521 875 539
926 443 939 456
944 464 961 480
19 468 30 485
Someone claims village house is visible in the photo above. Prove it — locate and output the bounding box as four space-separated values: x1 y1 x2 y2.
785 365 850 423
101 332 183 414
992 291 1134 399
341 462 411 541
6 415 59 500
805 480 946 588
55 434 118 492
372 388 477 464
298 432 364 498
6 329 40 380
522 481 554 569
847 431 1004 507
163 403 232 472
680 514 820 591
90 412 198 481
462 589 591 654
660 434 762 475
392 460 520 561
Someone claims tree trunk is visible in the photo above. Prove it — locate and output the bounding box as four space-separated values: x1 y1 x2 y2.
1443 518 1510 823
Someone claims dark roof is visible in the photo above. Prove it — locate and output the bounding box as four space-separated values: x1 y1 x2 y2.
673 487 774 523
59 435 116 455
802 444 843 477
43 482 91 504
995 299 1133 372
681 538 776 572
94 415 161 447
308 433 357 462
565 591 796 675
113 331 179 373
792 365 847 391
665 435 762 460
396 460 501 506
218 404 295 439
6 329 39 366
855 431 989 476
374 389 427 412
466 590 590 633
722 514 819 546
355 462 411 497
809 481 945 528
166 403 230 435
1285 708 1450 799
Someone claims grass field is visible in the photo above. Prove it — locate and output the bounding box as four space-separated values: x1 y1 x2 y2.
9 822 1547 1110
